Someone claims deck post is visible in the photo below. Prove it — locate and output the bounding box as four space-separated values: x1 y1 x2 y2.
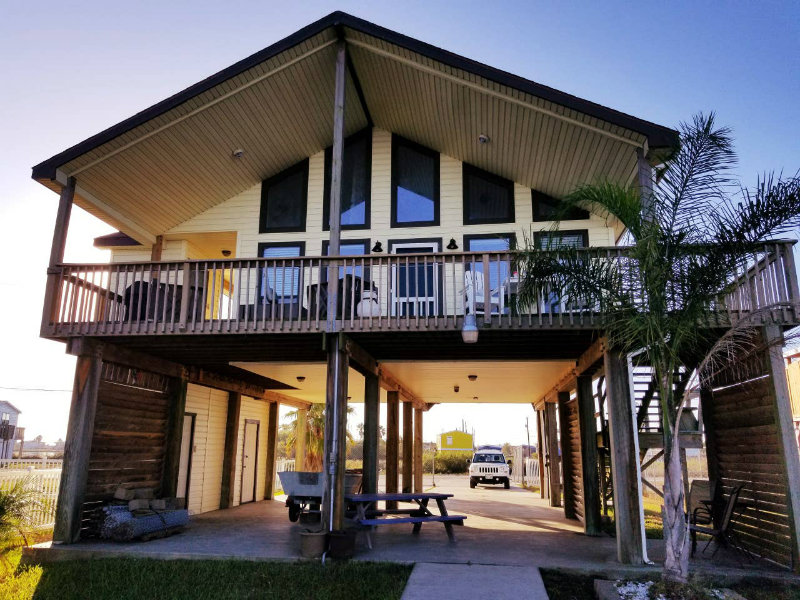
577 375 601 535
264 401 280 500
220 391 242 508
386 391 400 509
362 373 380 494
295 407 308 472
536 409 547 499
557 391 576 519
402 401 413 493
161 376 188 498
764 324 800 570
414 407 423 493
41 176 75 336
604 348 646 564
53 345 103 544
322 38 349 533
545 402 561 507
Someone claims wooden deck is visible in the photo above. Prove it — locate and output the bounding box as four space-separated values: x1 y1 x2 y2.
41 243 800 339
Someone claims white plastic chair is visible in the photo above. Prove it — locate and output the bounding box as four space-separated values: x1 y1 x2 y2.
464 270 505 315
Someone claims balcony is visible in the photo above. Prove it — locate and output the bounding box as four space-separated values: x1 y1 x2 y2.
41 242 800 339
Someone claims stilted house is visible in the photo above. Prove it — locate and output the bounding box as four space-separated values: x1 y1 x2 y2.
31 12 800 569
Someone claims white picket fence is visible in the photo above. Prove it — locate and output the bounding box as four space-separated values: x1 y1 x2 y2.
0 469 61 528
0 458 63 470
510 449 541 488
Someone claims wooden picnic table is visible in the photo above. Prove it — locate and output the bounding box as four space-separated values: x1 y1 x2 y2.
345 492 466 548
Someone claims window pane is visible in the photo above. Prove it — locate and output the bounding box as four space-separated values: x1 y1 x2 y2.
394 142 437 224
532 190 589 221
260 245 302 299
325 132 371 229
323 242 368 278
260 162 307 232
536 231 587 249
466 237 512 289
464 166 513 224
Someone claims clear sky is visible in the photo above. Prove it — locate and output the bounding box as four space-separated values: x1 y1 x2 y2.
1 1 798 444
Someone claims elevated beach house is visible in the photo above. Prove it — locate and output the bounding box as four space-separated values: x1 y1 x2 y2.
32 12 800 567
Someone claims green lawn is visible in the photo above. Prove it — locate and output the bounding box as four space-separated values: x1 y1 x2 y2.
0 556 412 600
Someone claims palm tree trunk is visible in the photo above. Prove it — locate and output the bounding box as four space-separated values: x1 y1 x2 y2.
662 412 690 582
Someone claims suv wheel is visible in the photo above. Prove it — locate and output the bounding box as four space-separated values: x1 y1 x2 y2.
469 477 477 489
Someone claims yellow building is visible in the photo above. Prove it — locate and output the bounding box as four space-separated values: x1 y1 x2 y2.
439 430 474 452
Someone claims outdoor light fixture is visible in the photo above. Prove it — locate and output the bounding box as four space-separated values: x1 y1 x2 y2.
296 376 306 383
478 134 490 144
461 314 479 343
468 374 477 382
232 148 245 158
371 241 383 253
446 238 458 250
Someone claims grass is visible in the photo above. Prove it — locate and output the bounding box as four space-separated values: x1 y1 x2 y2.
0 557 412 600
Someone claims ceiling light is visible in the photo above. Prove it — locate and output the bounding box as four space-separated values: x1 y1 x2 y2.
221 249 231 257
473 396 478 401
232 148 245 158
478 134 490 144
296 376 305 383
468 374 477 382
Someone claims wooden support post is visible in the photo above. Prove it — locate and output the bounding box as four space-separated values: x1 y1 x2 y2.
150 235 164 262
264 401 280 500
322 341 349 531
161 376 188 498
604 349 645 565
698 385 719 501
41 177 75 335
414 407 423 493
402 401 413 493
545 403 561 507
295 407 308 472
362 373 380 494
386 391 399 509
53 347 102 544
220 392 242 508
557 391 576 519
764 324 800 571
536 409 547 499
577 375 602 535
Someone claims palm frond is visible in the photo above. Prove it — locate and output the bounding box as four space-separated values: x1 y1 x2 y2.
564 182 644 239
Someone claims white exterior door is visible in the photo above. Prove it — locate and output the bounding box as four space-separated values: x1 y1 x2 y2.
176 414 194 500
390 241 441 317
241 420 259 503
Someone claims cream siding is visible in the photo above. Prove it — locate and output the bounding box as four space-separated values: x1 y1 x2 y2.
184 383 228 515
166 127 619 257
231 397 272 506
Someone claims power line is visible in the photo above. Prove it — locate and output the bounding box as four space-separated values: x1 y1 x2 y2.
0 386 72 393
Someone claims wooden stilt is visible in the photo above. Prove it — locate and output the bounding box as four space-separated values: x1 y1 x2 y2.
362 373 379 494
536 409 547 499
264 401 279 500
414 407 423 493
322 340 349 530
53 347 103 544
545 402 561 507
386 391 399 509
41 177 75 336
220 392 242 508
295 407 308 472
402 401 413 493
557 391 576 518
161 377 188 498
577 375 601 535
604 349 645 565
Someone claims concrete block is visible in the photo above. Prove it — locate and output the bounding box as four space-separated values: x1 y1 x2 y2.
133 488 155 500
149 499 167 510
128 499 151 511
113 487 134 501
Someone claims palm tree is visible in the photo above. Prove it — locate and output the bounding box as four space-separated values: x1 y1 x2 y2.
285 404 355 471
515 113 800 582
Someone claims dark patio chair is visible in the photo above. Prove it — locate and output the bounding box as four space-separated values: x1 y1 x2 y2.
689 484 744 558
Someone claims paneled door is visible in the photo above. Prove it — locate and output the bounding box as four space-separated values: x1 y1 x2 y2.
241 420 259 504
390 240 442 317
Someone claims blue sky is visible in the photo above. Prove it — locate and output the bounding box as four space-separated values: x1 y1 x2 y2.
1 1 797 443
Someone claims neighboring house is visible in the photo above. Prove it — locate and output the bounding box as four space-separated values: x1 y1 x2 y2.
438 430 473 452
31 12 800 568
784 348 800 446
0 402 21 460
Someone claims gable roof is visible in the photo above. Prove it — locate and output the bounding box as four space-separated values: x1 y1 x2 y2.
0 401 21 415
31 12 677 243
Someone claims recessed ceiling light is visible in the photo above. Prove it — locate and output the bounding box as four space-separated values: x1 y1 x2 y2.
232 148 245 158
296 376 305 383
478 134 490 144
468 374 477 382
473 396 478 401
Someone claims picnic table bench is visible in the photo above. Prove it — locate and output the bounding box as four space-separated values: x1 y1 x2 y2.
345 492 466 549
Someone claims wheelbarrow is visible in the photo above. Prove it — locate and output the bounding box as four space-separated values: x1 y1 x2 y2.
278 471 363 522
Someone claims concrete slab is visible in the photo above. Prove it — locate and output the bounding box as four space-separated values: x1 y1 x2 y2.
401 563 548 600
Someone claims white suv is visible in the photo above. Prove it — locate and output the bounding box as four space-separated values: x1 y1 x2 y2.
467 446 511 489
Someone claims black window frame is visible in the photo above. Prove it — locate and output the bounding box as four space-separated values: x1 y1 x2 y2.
321 238 371 256
323 128 372 231
256 241 306 301
463 232 517 253
533 229 589 249
390 134 440 228
462 163 515 226
258 159 309 234
531 189 590 222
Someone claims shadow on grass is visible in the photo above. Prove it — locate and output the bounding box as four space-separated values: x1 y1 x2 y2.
2 558 412 600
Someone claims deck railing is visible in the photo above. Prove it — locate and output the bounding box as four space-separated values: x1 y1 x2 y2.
41 242 799 337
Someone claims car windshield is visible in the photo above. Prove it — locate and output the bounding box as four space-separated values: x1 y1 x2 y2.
473 454 505 463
